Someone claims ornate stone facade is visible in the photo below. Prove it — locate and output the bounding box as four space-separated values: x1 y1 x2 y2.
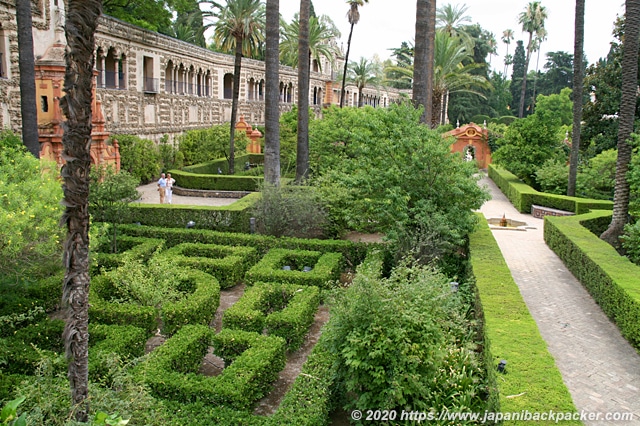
1 0 404 145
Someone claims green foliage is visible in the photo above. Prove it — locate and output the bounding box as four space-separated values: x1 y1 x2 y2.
251 184 328 238
545 211 640 349
0 135 64 278
577 148 617 200
469 216 580 420
0 396 27 426
114 134 162 184
492 113 565 187
324 259 486 415
533 87 573 128
177 125 248 167
535 159 568 195
623 221 640 265
158 135 184 172
309 103 488 263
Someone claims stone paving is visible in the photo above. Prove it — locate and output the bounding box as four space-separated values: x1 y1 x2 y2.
478 174 640 425
135 182 239 207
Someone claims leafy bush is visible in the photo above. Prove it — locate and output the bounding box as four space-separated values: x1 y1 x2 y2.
114 134 161 184
177 125 249 167
0 134 64 278
251 184 328 238
535 159 569 195
158 134 184 171
622 221 640 265
324 259 486 415
576 148 617 200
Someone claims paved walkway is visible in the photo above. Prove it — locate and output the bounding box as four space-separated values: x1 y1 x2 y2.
136 183 238 207
478 174 640 425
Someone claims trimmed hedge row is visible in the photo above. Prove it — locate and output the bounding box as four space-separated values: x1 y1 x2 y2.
156 242 258 289
137 325 286 410
223 282 320 351
117 223 369 268
181 154 264 175
0 319 65 375
126 193 259 233
544 210 640 349
91 236 165 275
488 164 612 214
244 248 343 289
89 268 220 336
469 216 579 423
171 154 266 192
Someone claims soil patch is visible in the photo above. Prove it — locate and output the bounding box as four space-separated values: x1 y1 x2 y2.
212 283 246 332
343 231 385 244
253 305 330 416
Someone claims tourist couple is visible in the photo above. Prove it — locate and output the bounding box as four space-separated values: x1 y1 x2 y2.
157 172 175 204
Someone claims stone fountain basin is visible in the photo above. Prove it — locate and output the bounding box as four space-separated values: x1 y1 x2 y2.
487 217 528 231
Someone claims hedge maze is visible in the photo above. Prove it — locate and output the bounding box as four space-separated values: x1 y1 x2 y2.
0 224 356 423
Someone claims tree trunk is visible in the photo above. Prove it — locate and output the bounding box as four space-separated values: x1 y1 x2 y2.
296 0 310 182
518 32 534 118
530 44 543 113
60 0 102 422
567 0 585 196
229 39 243 175
16 0 40 158
601 0 640 248
413 0 428 123
264 0 280 185
425 0 436 128
340 22 355 108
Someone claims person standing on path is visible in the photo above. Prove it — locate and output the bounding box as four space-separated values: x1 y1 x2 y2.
157 173 167 204
165 173 175 204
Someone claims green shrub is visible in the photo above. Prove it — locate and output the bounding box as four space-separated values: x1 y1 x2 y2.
168 170 263 191
223 282 320 351
545 211 640 349
469 216 579 421
177 125 249 166
576 148 617 200
535 159 568 195
115 134 162 184
157 242 258 288
0 320 65 375
244 248 343 288
622 221 640 265
91 235 165 275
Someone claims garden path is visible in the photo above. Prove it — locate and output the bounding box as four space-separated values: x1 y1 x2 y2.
135 182 238 206
478 173 640 425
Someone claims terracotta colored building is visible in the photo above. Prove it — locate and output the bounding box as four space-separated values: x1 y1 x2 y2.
444 122 492 169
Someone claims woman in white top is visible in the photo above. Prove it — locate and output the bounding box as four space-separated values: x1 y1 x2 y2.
165 173 176 204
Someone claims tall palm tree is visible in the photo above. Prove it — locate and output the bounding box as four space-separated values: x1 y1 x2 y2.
413 0 429 123
279 15 340 69
212 0 265 174
15 0 39 158
601 0 640 248
436 2 472 45
568 0 585 196
426 0 437 125
264 0 280 185
59 0 102 421
529 27 547 113
486 33 498 66
518 1 547 117
296 0 310 182
502 29 514 75
347 57 381 107
340 0 369 108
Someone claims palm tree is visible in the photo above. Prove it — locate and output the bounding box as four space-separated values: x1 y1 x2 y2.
296 0 310 182
340 0 369 108
486 33 498 66
502 29 514 75
15 0 40 158
567 0 585 196
212 0 265 174
264 0 280 185
279 15 340 69
426 0 437 125
347 57 381 107
436 2 472 45
601 0 640 248
413 0 429 123
59 0 102 421
518 1 547 118
529 27 547 113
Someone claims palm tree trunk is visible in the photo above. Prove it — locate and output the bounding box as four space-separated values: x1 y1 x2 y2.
425 0 436 128
567 0 585 196
530 44 543 113
601 0 640 248
340 22 355 108
59 0 102 422
358 87 363 107
16 0 40 158
518 32 533 118
413 0 428 123
264 0 280 185
229 39 243 175
296 0 310 182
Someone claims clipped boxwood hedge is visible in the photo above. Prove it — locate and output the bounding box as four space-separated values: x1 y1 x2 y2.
544 210 640 349
117 223 369 268
168 170 263 192
244 248 343 288
223 282 320 351
91 236 165 275
89 268 220 336
488 164 612 214
156 242 258 289
0 319 65 375
137 325 286 410
181 154 264 175
469 215 579 423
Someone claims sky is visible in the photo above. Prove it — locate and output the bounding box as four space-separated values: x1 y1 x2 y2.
278 0 625 73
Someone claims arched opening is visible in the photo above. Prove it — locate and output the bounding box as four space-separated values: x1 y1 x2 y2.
223 73 234 99
165 60 174 94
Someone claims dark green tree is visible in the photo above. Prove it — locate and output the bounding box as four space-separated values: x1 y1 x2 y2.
510 40 526 113
537 51 574 95
103 0 173 32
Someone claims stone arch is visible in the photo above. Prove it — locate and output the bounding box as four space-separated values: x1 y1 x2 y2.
223 73 233 99
444 122 492 169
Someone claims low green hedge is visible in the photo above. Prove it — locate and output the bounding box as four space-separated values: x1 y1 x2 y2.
157 242 258 289
544 210 640 349
88 323 149 382
0 319 65 375
489 164 613 214
91 236 165 275
89 268 220 336
223 282 320 351
181 154 264 175
244 248 343 289
168 170 263 192
469 216 579 423
117 223 368 268
138 325 286 410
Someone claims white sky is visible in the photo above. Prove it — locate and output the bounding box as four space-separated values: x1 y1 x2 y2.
278 0 625 73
